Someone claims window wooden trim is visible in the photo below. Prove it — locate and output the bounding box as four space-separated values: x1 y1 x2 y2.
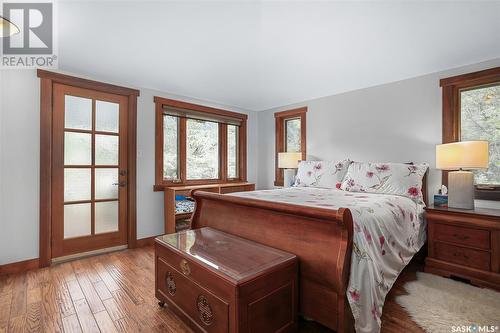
274 107 307 187
154 96 247 189
441 66 500 200
37 69 140 268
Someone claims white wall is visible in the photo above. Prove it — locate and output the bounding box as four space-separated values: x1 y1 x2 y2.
0 70 258 265
0 70 41 265
256 58 500 210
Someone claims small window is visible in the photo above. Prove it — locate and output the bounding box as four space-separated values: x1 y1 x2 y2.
227 124 239 179
441 66 500 200
460 84 500 185
285 118 301 152
274 107 307 186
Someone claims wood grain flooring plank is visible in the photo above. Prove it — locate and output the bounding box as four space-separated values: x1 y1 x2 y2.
79 259 102 284
9 274 27 318
94 310 118 333
0 292 12 330
103 263 144 305
49 263 76 317
62 314 83 333
113 316 141 333
0 275 13 295
40 281 64 333
24 302 42 333
74 272 105 314
8 315 25 333
27 287 41 305
73 299 99 333
93 280 112 301
91 262 120 292
66 279 85 302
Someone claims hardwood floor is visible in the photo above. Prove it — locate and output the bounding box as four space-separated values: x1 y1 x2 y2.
0 246 424 333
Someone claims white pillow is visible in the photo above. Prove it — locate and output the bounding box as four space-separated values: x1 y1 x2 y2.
340 162 428 202
294 160 351 189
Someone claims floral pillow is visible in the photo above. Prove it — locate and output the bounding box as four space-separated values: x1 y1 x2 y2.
294 160 351 189
340 162 428 202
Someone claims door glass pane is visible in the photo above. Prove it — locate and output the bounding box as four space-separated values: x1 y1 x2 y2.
163 115 179 180
460 84 500 185
95 134 118 165
227 125 238 179
285 118 301 152
65 95 92 130
65 132 92 165
96 100 119 133
186 119 219 180
95 201 118 234
64 168 91 201
95 168 118 200
64 203 91 238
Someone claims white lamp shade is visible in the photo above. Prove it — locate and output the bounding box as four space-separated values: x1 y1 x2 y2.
436 141 489 170
278 152 301 169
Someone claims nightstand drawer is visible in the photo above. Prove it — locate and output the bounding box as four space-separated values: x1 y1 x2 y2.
433 223 490 250
434 242 490 271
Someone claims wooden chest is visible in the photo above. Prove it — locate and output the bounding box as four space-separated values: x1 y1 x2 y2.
155 227 298 333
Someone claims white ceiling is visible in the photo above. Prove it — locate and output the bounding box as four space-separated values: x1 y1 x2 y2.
58 1 500 111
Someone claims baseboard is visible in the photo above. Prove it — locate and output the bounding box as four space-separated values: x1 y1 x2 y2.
1 236 160 274
0 258 39 276
136 235 161 247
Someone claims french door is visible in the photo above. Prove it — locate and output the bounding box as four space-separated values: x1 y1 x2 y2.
51 83 128 258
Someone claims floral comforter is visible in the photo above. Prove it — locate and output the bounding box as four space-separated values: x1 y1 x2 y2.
231 187 426 333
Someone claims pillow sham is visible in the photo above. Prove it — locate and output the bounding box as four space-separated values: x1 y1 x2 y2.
294 159 351 189
340 162 428 202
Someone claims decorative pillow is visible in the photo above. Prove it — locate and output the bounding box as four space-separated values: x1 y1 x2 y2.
340 162 428 202
294 160 351 189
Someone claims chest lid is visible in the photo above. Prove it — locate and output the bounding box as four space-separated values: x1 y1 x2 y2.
155 227 296 283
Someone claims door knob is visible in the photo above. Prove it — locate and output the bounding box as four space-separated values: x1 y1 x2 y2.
112 181 126 187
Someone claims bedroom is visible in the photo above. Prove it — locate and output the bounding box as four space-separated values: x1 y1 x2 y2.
1 1 499 332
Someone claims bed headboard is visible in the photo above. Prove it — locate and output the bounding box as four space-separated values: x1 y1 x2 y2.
422 171 429 206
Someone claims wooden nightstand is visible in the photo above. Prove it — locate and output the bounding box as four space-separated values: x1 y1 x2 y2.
425 205 500 291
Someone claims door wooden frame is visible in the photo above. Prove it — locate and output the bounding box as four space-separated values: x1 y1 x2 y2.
38 69 140 268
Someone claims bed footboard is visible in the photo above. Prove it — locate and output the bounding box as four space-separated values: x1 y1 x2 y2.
191 190 354 332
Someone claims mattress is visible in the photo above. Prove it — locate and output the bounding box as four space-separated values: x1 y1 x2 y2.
231 187 426 333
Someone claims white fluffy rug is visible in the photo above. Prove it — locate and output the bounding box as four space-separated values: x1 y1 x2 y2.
396 272 500 333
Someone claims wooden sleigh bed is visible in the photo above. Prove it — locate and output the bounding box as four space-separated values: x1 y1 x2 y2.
190 190 356 332
190 178 428 332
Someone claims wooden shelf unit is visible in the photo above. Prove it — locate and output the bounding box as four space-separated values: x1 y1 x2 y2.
163 182 255 234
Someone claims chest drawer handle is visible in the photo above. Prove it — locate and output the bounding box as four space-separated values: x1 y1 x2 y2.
197 295 214 326
452 251 469 260
180 259 191 276
165 272 176 296
453 234 469 241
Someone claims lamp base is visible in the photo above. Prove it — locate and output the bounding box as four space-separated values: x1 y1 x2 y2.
283 169 296 188
448 171 474 210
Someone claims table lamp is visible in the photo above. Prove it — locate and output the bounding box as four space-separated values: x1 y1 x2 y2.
436 141 489 209
278 152 302 187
